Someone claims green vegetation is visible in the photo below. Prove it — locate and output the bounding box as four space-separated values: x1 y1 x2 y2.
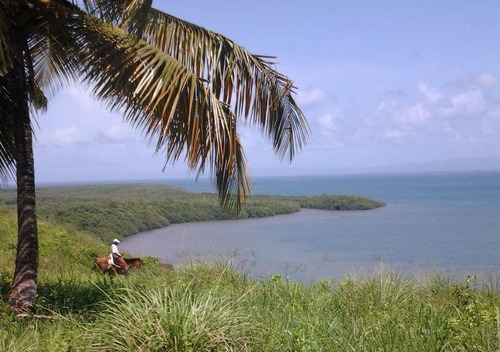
0 184 385 243
0 207 498 351
291 194 386 211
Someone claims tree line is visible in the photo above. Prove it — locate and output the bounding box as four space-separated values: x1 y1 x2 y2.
0 184 384 243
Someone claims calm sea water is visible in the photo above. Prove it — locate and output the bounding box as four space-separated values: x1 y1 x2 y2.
121 171 499 283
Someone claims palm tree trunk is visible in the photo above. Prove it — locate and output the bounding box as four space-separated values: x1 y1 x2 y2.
7 30 38 315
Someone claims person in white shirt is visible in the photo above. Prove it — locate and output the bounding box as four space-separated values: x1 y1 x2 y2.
110 239 127 269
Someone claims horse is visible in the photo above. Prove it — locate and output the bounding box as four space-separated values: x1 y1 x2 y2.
94 255 141 275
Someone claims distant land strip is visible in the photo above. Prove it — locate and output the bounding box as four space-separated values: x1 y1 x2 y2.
0 184 385 243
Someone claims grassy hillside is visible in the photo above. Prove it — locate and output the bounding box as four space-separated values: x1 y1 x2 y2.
0 205 108 309
0 206 498 351
0 184 385 243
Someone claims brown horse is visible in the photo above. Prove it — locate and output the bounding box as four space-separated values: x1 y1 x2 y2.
94 255 141 274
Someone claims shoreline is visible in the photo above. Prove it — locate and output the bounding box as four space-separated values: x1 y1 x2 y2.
0 183 385 244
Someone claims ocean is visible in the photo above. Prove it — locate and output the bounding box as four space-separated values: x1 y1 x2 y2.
121 171 499 283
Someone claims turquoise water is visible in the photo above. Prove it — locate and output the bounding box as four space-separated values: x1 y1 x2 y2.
122 171 499 282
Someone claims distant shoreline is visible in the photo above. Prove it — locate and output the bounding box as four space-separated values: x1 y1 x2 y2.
23 168 499 189
0 183 385 244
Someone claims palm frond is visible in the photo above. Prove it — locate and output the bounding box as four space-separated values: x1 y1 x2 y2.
131 6 310 161
214 122 253 213
28 32 78 98
27 1 307 210
46 4 252 209
0 74 20 183
0 0 12 74
78 1 309 198
82 0 152 37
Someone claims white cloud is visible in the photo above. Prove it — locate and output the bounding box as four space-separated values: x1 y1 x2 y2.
98 124 139 143
418 82 442 104
296 88 326 105
377 99 396 111
54 127 78 144
441 88 486 118
450 89 485 112
317 113 337 135
395 103 430 125
474 73 499 88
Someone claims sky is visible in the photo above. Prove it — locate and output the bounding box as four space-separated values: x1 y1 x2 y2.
33 1 500 184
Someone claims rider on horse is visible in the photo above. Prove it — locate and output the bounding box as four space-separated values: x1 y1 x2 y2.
110 239 127 269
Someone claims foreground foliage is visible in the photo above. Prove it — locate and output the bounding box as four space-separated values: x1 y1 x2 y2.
0 209 498 351
0 184 385 243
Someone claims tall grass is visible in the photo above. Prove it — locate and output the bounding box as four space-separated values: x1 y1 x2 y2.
1 261 498 351
85 284 258 351
79 263 499 352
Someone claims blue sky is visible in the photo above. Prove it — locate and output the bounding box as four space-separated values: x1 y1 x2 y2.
33 1 500 183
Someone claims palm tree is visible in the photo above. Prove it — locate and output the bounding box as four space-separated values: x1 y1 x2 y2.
0 0 309 314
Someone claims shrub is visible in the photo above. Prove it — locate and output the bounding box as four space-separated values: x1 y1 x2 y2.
84 284 259 351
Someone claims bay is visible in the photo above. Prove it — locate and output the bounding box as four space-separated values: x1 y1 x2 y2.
121 171 499 283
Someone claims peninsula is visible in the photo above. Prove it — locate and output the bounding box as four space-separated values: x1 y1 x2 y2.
0 184 385 243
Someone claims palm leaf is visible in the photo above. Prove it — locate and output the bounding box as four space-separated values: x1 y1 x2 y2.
0 1 15 179
21 1 307 210
82 0 152 37
81 1 310 162
0 73 20 183
41 3 252 209
0 0 12 74
141 8 310 161
28 33 78 98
